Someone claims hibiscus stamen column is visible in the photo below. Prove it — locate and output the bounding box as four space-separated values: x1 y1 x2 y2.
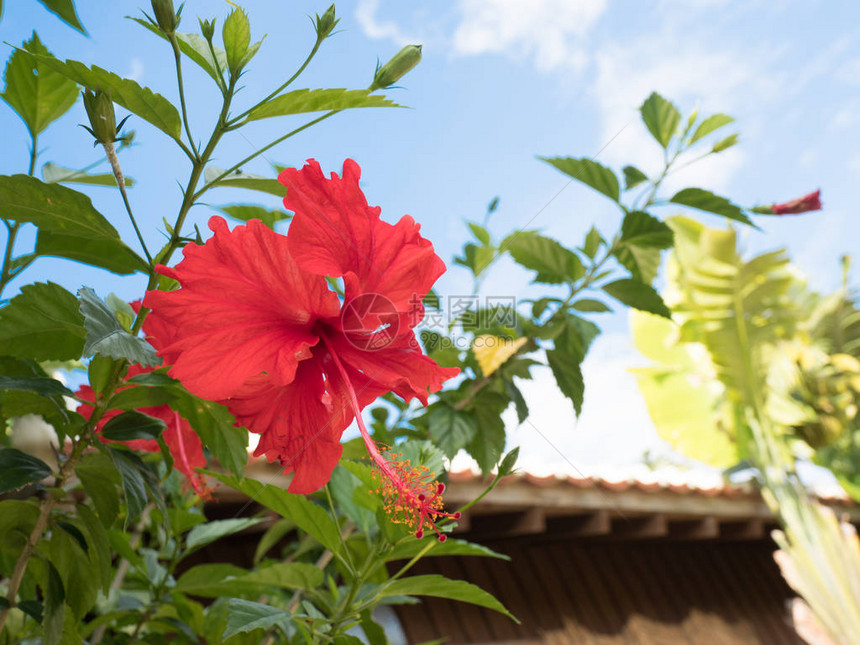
320 334 460 541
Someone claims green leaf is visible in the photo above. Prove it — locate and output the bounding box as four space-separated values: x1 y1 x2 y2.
0 282 86 360
670 187 753 226
0 174 146 274
217 204 290 229
689 113 734 144
712 133 739 153
107 448 148 522
384 537 510 562
466 392 507 473
330 464 375 534
176 561 323 598
504 232 584 284
614 211 674 284
547 316 600 415
603 278 671 318
540 156 620 202
582 226 604 259
184 518 265 553
43 562 65 645
75 504 112 590
221 599 287 640
640 92 681 148
131 19 227 86
427 404 478 459
204 166 284 196
0 372 73 423
50 522 98 619
101 411 166 442
468 222 491 245
43 162 133 187
381 575 516 621
211 472 342 555
223 8 251 73
547 348 585 415
36 0 86 34
246 88 401 122
1 33 78 136
31 54 181 139
169 390 247 477
453 242 495 278
620 210 674 248
622 165 649 190
76 452 121 526
0 448 52 493
571 298 611 313
78 287 160 366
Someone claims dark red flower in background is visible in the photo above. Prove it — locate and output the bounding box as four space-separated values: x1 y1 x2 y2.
76 364 210 498
144 159 460 537
771 189 822 215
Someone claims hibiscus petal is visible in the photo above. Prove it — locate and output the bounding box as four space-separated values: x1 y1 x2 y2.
281 159 446 312
226 350 386 494
326 331 460 406
143 216 340 400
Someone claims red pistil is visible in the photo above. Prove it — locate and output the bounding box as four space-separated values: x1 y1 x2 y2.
320 334 460 540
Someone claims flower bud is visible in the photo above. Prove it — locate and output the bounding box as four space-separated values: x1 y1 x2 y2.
753 190 822 216
151 0 179 34
370 44 422 91
81 88 117 145
314 4 338 42
199 17 216 42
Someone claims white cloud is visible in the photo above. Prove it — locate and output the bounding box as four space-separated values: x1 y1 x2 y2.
128 57 144 82
356 0 414 46
451 0 607 72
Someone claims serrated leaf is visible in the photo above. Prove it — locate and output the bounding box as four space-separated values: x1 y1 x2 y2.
43 162 133 187
540 156 620 201
381 574 516 621
504 232 584 284
0 281 86 360
615 211 674 284
101 410 166 442
689 113 734 144
670 187 753 226
1 33 78 136
204 166 284 196
640 92 681 148
184 518 264 553
427 404 478 459
217 204 290 229
30 54 181 139
0 448 52 492
582 226 603 259
222 599 287 640
467 398 507 473
246 88 401 122
107 448 150 522
547 348 585 415
622 165 649 190
468 222 491 245
223 8 251 73
603 278 671 318
0 174 146 274
37 0 86 34
384 538 510 562
78 287 159 366
211 472 342 555
473 335 527 377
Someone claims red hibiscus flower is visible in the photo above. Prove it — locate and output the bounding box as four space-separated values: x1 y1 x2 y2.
771 189 822 215
76 364 210 498
144 159 460 539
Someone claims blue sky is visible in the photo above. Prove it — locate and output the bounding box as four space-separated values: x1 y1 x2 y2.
2 0 859 476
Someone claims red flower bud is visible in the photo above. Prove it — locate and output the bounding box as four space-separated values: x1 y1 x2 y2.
771 189 822 215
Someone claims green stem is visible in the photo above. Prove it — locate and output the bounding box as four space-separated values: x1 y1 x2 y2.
193 110 337 202
104 141 153 265
324 484 356 575
170 35 199 161
227 39 323 128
